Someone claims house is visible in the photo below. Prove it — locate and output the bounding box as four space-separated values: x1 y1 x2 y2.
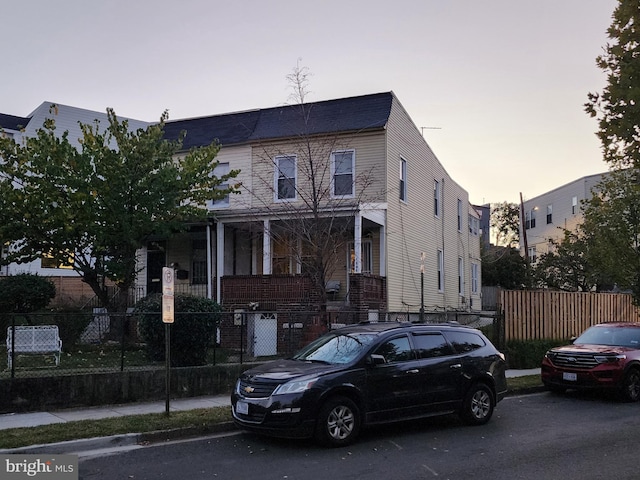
139 92 482 321
0 102 150 303
519 172 607 263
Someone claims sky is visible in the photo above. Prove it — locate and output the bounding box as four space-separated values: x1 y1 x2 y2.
1 0 618 205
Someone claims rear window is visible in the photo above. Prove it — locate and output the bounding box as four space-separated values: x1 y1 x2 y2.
444 331 486 353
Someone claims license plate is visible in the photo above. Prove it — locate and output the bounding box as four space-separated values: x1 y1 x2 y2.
236 401 249 415
563 372 577 382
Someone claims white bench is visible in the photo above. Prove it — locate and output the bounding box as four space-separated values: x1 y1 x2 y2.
6 325 63 369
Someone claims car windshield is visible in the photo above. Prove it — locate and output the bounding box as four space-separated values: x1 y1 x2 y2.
292 332 378 364
575 326 640 348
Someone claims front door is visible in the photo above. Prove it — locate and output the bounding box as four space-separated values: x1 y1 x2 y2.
147 242 166 294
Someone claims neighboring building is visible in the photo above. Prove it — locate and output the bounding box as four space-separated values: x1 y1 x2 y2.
140 92 482 317
0 102 150 303
472 203 491 248
519 172 607 263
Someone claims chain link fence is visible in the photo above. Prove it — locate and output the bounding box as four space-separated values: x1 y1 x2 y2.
2 309 500 379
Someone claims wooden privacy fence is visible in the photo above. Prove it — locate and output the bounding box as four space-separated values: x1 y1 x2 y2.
501 290 640 341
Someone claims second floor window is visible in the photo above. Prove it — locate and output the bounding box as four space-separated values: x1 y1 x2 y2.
572 196 578 214
399 158 407 202
331 150 354 197
434 180 441 217
457 199 463 231
210 162 230 208
546 204 553 224
275 155 296 201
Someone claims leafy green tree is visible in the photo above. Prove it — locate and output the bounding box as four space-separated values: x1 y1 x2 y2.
481 244 530 289
581 168 640 301
585 0 640 169
533 228 612 292
490 202 520 247
0 108 240 312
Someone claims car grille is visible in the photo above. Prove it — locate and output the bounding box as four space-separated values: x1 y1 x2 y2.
549 351 599 369
238 379 278 398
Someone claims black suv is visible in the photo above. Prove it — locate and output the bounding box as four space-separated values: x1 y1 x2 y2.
231 321 507 447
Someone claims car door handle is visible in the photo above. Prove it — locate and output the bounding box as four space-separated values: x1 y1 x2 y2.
407 369 419 374
450 364 462 370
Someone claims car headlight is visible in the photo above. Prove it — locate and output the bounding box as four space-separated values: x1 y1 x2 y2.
594 354 626 363
272 377 318 395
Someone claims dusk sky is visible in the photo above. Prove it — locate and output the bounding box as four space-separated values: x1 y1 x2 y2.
2 0 618 205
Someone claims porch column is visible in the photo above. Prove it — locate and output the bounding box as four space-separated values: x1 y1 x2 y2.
206 223 213 299
263 220 272 274
379 224 386 276
354 213 362 273
216 222 224 301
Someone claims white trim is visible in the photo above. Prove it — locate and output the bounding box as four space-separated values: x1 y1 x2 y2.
330 149 355 198
274 155 297 202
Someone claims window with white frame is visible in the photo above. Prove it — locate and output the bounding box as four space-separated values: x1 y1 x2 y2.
528 245 537 263
349 241 373 273
546 204 552 224
434 180 441 217
210 162 230 208
572 196 578 214
458 257 464 295
471 262 479 294
331 150 354 197
437 249 444 292
457 199 463 231
399 158 407 202
275 155 296 201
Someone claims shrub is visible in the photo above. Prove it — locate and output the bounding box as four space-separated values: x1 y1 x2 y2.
135 294 221 367
504 339 567 369
0 274 56 313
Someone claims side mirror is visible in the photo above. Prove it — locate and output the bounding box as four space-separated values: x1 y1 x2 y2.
368 354 387 366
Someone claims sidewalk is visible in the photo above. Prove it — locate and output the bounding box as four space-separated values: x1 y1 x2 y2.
0 369 540 432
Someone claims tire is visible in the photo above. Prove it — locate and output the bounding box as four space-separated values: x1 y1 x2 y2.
620 368 640 402
460 383 495 425
315 396 361 447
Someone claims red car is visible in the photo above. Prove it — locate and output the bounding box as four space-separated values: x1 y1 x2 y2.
541 322 640 401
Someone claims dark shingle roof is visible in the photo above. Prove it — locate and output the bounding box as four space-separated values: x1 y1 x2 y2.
0 113 30 131
163 92 393 149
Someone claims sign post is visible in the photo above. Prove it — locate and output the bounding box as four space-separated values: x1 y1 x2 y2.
162 267 175 415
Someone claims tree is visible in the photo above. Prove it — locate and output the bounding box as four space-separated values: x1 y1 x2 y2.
585 0 640 169
481 244 530 289
490 202 520 247
533 228 611 292
0 108 240 312
244 63 379 308
580 168 640 301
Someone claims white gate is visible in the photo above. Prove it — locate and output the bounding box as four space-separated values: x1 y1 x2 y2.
247 313 278 357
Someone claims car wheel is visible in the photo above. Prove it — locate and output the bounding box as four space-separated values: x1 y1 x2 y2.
460 383 495 425
620 368 640 402
315 396 361 447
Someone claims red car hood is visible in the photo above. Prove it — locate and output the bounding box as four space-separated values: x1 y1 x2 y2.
553 344 634 355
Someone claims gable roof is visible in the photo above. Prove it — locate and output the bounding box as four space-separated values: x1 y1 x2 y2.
163 92 393 149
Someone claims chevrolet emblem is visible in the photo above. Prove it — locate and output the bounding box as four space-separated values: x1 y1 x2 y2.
244 386 255 394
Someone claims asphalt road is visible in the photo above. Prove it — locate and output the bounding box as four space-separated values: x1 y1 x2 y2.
79 391 640 480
